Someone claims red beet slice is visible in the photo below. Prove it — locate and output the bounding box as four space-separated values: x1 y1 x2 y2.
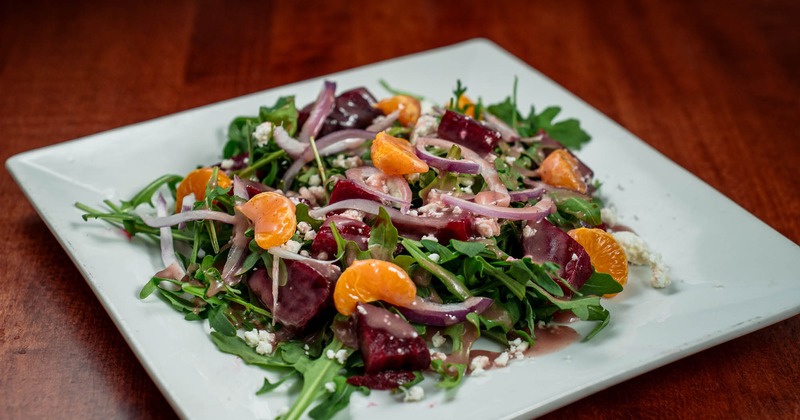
356 303 431 374
346 370 417 390
248 260 334 330
522 218 592 296
328 179 381 205
437 110 502 155
311 215 371 259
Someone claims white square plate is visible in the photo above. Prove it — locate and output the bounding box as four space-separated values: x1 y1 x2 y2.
7 39 799 419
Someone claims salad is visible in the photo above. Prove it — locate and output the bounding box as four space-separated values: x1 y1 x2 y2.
77 79 669 419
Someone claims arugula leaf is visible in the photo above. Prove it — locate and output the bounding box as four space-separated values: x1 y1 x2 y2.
308 376 368 420
256 372 297 395
401 239 471 300
552 195 603 227
449 239 486 258
282 339 348 420
209 332 294 368
578 271 624 296
430 360 467 390
259 96 299 136
296 202 322 231
208 303 236 336
368 207 398 261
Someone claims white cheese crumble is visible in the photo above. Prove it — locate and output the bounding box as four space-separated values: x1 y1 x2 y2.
470 355 491 376
611 231 670 288
324 381 337 393
308 174 321 187
600 206 618 226
253 122 273 146
280 239 302 254
428 253 440 263
508 338 529 360
421 233 438 242
340 209 366 222
429 350 447 361
474 217 501 238
243 329 276 355
494 351 510 367
331 154 362 169
220 159 235 170
326 349 348 364
431 331 446 348
403 385 425 402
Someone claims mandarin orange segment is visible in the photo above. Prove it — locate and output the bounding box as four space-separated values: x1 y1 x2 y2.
374 95 421 126
447 95 476 117
333 259 417 316
371 131 429 176
567 228 628 297
175 167 233 212
539 149 587 193
236 192 297 249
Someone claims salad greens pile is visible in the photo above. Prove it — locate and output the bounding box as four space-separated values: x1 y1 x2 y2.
77 79 624 420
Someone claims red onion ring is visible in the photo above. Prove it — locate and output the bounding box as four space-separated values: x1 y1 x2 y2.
309 199 454 229
416 137 510 206
396 296 493 326
508 187 546 202
345 167 412 210
299 81 336 143
273 126 306 159
440 194 555 221
414 142 480 174
221 177 251 286
484 113 519 142
266 246 341 281
142 209 236 227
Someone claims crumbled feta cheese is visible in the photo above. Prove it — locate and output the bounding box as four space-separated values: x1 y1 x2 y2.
303 230 317 241
411 114 438 142
431 331 446 348
474 217 501 238
494 352 510 367
220 159 235 170
429 350 447 361
571 253 578 261
297 222 312 234
428 253 440 263
601 207 618 227
612 231 670 288
421 233 438 242
324 381 337 393
340 209 365 222
298 187 317 206
451 206 463 215
331 154 362 169
504 156 517 164
308 186 326 201
334 349 348 364
418 202 444 218
405 209 419 217
326 349 336 360
405 172 420 183
522 225 537 238
308 174 321 187
244 329 276 355
300 250 310 257
470 355 491 376
508 338 529 360
280 239 302 254
461 186 473 194
253 122 273 146
403 385 425 402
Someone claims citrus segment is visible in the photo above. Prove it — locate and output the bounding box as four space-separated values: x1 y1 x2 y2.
567 228 628 297
237 192 297 249
371 131 429 176
175 167 232 212
374 95 421 126
539 149 587 193
333 259 417 316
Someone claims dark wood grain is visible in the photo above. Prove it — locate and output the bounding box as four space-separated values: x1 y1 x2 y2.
1 1 797 419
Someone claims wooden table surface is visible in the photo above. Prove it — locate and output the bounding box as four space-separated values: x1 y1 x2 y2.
2 1 798 418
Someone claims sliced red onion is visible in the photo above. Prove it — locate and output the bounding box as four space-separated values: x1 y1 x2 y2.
177 193 196 230
417 137 509 206
484 113 519 142
155 193 179 269
522 180 594 202
414 142 480 174
281 129 377 188
265 246 341 280
273 125 307 159
345 167 412 210
142 209 236 227
220 177 250 287
440 194 555 221
309 199 454 230
299 81 336 143
396 296 493 327
508 187 546 202
366 109 399 132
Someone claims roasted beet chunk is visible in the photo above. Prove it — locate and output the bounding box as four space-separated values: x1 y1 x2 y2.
311 215 371 259
346 370 418 390
522 218 592 296
248 260 334 330
328 179 381 205
437 110 502 154
356 303 431 374
298 87 383 137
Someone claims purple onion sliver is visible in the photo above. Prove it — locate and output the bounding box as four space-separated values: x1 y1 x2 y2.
299 80 336 143
155 193 177 268
396 296 493 327
273 126 308 159
366 109 400 132
440 194 555 221
142 209 237 227
345 167 412 208
414 142 481 174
